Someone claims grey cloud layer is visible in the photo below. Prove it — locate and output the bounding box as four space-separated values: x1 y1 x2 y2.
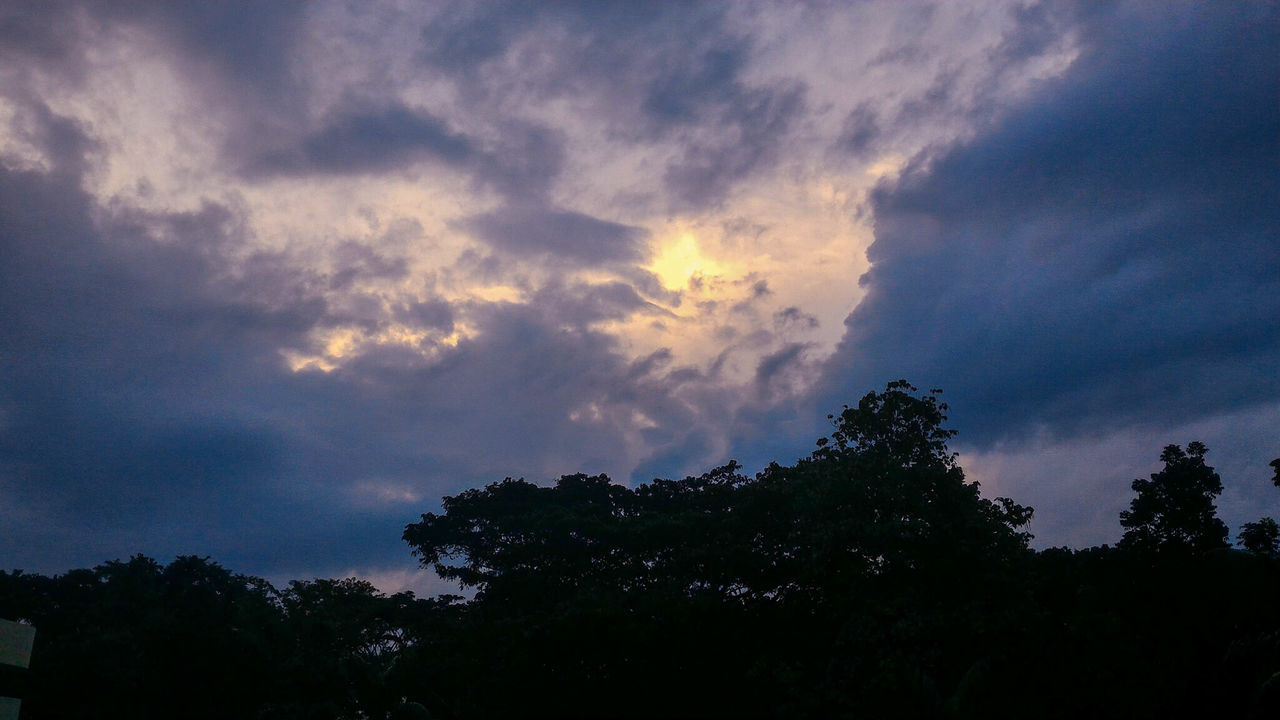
2 0 1276 581
249 104 475 177
460 206 649 266
160 0 809 212
418 1 807 210
0 104 723 577
817 2 1279 445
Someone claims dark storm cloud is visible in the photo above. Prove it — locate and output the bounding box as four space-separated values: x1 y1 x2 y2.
460 205 649 265
393 299 455 334
815 1 1280 447
1 1 318 184
992 0 1078 64
8 1 803 212
0 107 366 573
248 104 474 177
755 343 810 390
327 240 410 291
0 3 87 81
662 81 806 210
418 1 806 210
279 302 730 553
774 307 819 333
0 136 320 569
10 1 802 207
469 121 567 202
892 68 961 129
245 109 565 209
7 2 568 205
3 2 472 191
529 280 663 327
4 98 98 180
93 0 310 99
0 106 718 578
419 0 726 102
836 103 882 160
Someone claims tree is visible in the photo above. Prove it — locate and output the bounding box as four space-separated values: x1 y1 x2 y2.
748 381 1033 603
271 578 423 719
401 382 1035 604
9 555 287 720
400 381 1037 718
1119 442 1229 553
1235 459 1280 557
1237 517 1280 555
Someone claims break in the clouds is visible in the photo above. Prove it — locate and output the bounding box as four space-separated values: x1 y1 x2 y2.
1 1 1276 588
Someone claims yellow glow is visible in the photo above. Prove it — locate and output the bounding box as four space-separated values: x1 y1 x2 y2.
281 349 337 373
378 325 430 347
324 328 360 358
282 322 465 374
865 154 906 179
471 285 523 303
438 328 463 347
649 232 724 290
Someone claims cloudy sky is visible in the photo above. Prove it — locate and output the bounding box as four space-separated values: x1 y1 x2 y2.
1 0 1276 592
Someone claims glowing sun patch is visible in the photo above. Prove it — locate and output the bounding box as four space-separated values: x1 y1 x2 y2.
649 232 723 290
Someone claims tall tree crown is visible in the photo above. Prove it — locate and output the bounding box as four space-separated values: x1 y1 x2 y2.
1119 442 1229 553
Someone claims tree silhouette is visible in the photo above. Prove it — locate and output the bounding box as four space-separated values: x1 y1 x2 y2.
401 381 1034 606
1119 442 1229 553
268 577 422 719
400 381 1036 717
2 555 285 720
1238 517 1280 555
7 385 1280 719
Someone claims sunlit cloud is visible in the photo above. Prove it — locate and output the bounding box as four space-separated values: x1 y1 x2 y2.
1 0 1273 583
649 231 724 292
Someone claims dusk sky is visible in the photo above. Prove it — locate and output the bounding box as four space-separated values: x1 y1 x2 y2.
1 0 1276 594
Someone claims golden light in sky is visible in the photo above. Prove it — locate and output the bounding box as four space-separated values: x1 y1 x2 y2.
649 232 725 291
8 0 1272 597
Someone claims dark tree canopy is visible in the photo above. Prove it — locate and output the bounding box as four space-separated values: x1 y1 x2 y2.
402 381 1034 607
399 382 1039 717
1119 442 1229 554
1238 517 1280 556
0 555 284 719
1238 459 1280 556
6 383 1280 719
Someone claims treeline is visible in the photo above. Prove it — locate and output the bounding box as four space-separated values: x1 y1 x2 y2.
3 382 1279 718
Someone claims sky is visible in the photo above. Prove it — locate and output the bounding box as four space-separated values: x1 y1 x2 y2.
1 0 1276 594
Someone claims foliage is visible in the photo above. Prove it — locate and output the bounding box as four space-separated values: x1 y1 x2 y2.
0 555 283 719
0 555 433 720
1119 442 1230 553
4 383 1279 718
402 381 1033 605
1239 517 1280 555
400 381 1037 716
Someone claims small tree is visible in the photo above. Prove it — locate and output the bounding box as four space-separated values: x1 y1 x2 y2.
1119 442 1229 553
1237 517 1280 555
1238 458 1280 555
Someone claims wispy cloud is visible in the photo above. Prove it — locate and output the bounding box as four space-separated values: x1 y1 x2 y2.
1 1 1274 582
